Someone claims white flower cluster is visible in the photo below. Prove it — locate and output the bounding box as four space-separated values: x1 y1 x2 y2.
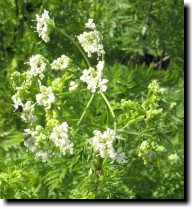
77 19 105 58
21 101 37 124
69 80 79 91
12 93 23 110
80 61 108 93
24 126 52 162
90 128 125 163
50 122 74 155
12 94 37 124
27 54 47 79
36 85 55 110
35 10 52 43
51 55 71 70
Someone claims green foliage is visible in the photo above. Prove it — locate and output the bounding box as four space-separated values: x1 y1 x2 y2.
0 0 184 199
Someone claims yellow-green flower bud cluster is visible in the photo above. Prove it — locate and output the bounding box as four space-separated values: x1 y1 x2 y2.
138 140 166 165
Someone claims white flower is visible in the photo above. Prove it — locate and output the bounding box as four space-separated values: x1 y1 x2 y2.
21 101 37 124
77 19 105 58
27 54 47 79
69 80 79 91
51 55 71 70
50 122 74 156
24 126 52 162
115 147 126 164
35 151 50 162
85 19 96 30
36 85 55 110
12 94 23 110
35 10 52 43
98 78 108 92
96 60 104 77
80 61 108 93
24 128 37 152
90 128 125 163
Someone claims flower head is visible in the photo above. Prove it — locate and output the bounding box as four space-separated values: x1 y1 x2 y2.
90 128 125 163
51 55 71 70
21 101 37 124
77 19 105 58
80 61 108 93
12 93 23 110
69 80 79 91
36 85 55 110
24 126 52 162
85 19 96 30
35 10 53 43
50 122 74 155
27 54 47 79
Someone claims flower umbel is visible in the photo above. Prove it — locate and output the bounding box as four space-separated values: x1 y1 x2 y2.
77 19 105 58
80 61 108 93
90 128 125 163
21 101 37 124
69 80 79 91
27 54 47 79
24 126 52 162
35 10 53 43
50 122 74 155
36 85 55 110
51 55 71 70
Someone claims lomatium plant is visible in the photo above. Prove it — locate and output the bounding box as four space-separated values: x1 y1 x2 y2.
10 10 181 199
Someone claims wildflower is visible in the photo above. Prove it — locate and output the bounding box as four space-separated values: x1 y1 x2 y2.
90 128 125 163
85 19 96 30
77 19 105 58
21 101 37 124
50 122 74 155
36 85 55 110
51 55 71 70
12 93 23 110
98 78 108 92
35 10 53 43
24 126 52 162
80 61 108 93
69 80 79 91
24 129 36 152
35 151 50 163
27 54 47 79
116 147 126 164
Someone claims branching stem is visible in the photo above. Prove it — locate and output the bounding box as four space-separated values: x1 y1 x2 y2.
55 26 116 130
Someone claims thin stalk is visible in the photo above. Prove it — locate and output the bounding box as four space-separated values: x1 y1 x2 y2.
54 27 91 67
100 92 116 132
77 94 95 126
55 26 116 130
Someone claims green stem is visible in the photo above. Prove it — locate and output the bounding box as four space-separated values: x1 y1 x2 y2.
54 26 91 68
54 26 116 130
77 94 95 126
100 92 116 132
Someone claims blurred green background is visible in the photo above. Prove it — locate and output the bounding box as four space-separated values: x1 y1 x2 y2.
0 0 184 199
